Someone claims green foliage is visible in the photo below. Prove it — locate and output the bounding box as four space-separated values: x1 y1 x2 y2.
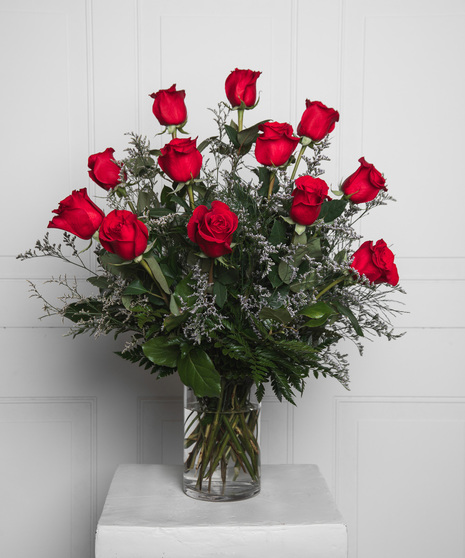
20 104 404 403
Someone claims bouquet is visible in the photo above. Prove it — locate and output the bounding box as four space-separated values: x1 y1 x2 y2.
19 69 403 499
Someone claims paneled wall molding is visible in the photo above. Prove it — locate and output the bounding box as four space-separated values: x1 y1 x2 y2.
0 396 96 558
334 395 465 557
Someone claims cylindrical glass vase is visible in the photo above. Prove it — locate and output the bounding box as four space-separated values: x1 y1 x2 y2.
183 382 261 501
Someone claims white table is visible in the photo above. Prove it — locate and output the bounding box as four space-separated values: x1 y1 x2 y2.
95 464 347 558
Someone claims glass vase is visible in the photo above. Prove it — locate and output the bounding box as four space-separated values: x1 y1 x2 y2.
183 382 261 501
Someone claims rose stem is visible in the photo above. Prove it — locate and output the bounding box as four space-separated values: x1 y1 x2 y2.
208 259 214 284
267 172 276 200
139 259 170 306
237 109 244 132
290 144 307 181
315 276 346 300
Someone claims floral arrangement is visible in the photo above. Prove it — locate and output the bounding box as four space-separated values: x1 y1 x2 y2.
19 69 403 496
20 68 402 401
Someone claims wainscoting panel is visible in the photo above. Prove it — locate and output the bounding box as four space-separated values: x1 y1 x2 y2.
0 397 96 558
335 397 465 558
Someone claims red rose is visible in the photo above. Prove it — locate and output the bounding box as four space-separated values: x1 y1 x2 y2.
289 176 330 226
187 201 238 258
225 68 261 108
255 122 299 167
47 188 105 240
88 148 123 191
351 239 399 286
342 157 387 204
149 84 187 127
297 100 339 142
99 210 148 260
158 137 202 183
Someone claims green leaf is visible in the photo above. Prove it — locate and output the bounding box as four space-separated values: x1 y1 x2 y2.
148 207 176 218
169 295 180 316
99 252 133 277
87 276 110 289
143 253 170 294
268 265 283 288
269 219 287 246
259 307 293 325
298 301 334 319
278 261 293 284
123 279 149 296
332 301 364 336
177 349 221 397
306 237 322 259
215 266 239 285
163 312 189 332
63 301 102 323
142 337 180 368
137 190 155 213
224 124 240 148
292 232 307 245
174 273 194 301
302 316 332 328
236 120 268 149
319 199 348 223
213 281 227 308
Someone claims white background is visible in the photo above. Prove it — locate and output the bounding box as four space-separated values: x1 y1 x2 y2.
1 1 464 557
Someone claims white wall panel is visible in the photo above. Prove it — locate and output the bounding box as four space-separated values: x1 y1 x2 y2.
335 397 465 557
0 397 95 558
1 0 91 279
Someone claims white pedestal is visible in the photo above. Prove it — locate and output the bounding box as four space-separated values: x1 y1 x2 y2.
95 464 347 558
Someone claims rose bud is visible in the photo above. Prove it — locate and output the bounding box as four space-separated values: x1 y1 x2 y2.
158 137 202 183
255 122 300 167
342 157 387 204
297 100 339 142
225 68 261 108
47 188 105 240
88 148 123 191
99 210 148 260
351 239 399 286
289 176 330 226
187 201 238 259
149 84 187 127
